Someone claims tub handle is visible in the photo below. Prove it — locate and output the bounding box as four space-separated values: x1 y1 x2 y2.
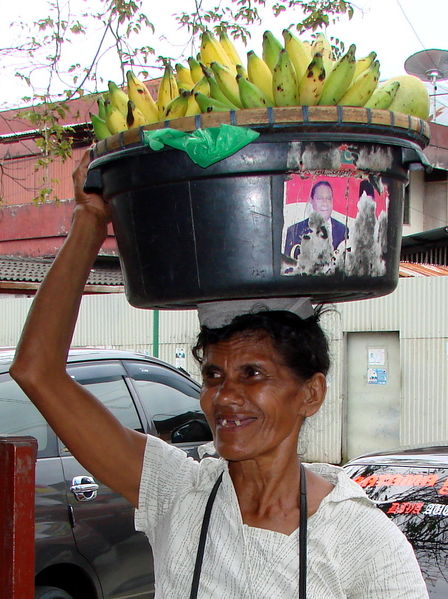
401 146 432 172
83 167 103 195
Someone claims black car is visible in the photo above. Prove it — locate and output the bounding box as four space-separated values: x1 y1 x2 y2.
344 446 448 598
0 348 212 599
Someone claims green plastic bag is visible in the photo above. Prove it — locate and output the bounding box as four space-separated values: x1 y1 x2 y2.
142 124 260 168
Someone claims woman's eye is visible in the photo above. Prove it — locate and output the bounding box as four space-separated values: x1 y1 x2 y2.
245 366 262 377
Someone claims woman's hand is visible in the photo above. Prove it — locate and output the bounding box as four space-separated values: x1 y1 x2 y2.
72 149 111 227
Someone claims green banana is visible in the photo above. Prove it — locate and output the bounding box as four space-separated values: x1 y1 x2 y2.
365 80 400 109
96 96 107 121
247 50 274 104
272 48 299 107
90 113 111 140
202 64 239 108
210 61 243 108
108 81 129 116
237 74 272 108
339 60 381 106
318 44 356 106
282 29 312 84
194 91 234 113
262 30 283 73
298 52 326 106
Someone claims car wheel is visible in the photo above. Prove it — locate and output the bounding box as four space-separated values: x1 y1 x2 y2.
35 587 74 599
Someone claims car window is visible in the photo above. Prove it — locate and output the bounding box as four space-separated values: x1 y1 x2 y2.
68 361 143 432
124 361 211 443
346 462 448 596
0 373 54 457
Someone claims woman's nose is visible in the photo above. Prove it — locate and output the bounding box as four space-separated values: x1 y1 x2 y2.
213 378 244 405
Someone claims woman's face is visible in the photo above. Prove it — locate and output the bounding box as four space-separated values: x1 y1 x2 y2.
199 332 326 462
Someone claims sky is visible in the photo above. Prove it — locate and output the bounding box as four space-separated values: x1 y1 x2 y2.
1 0 448 122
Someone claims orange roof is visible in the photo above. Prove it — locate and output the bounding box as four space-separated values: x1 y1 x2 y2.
399 262 448 277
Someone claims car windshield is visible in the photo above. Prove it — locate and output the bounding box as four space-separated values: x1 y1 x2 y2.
345 462 448 598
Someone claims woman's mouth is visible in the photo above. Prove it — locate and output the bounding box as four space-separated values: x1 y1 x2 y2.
216 417 257 430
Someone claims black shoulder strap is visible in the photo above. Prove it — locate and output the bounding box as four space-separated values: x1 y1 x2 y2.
299 462 308 599
190 466 307 599
189 471 224 599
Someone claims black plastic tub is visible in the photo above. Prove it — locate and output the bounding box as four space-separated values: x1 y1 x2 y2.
85 106 430 309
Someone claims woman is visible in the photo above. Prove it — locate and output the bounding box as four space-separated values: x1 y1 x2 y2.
10 151 428 598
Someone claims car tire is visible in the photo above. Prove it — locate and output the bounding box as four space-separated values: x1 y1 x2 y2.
35 587 74 599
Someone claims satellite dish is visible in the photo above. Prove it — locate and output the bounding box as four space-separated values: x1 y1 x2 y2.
405 49 448 117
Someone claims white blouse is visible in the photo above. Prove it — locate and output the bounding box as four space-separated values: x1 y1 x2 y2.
135 435 428 599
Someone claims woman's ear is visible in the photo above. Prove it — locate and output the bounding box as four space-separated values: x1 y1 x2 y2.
301 372 327 417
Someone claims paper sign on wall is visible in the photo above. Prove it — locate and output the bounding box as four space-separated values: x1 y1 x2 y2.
368 348 386 365
367 368 388 385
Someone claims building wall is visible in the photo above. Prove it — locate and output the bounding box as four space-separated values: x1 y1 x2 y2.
2 276 447 464
424 179 448 230
402 169 425 235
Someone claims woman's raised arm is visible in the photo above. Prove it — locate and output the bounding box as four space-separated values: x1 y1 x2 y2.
10 150 147 507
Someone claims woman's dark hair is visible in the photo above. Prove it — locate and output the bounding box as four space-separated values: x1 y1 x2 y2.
192 305 330 380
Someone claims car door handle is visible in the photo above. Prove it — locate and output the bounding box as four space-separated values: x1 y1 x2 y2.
70 476 99 502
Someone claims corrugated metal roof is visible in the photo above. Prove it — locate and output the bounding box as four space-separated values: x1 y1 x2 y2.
0 255 123 289
399 262 448 277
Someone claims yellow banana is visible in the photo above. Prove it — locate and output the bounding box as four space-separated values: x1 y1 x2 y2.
282 29 312 84
195 91 234 113
201 64 239 108
210 61 243 108
175 63 195 87
108 81 129 116
164 90 190 120
318 43 356 105
184 91 202 117
237 74 272 108
364 79 400 109
262 30 283 73
353 51 377 80
157 63 179 118
218 27 244 68
126 70 159 124
90 113 111 140
187 57 204 83
192 76 210 97
247 50 274 105
126 100 147 129
272 48 299 107
298 52 326 106
104 100 128 134
339 60 380 106
200 30 235 72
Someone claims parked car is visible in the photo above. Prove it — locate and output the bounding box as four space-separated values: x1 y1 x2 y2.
344 446 448 598
0 348 212 599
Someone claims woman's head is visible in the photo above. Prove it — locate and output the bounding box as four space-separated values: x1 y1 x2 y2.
194 307 330 461
193 306 330 380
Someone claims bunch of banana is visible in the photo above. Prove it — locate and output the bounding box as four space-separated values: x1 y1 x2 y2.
90 26 430 141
